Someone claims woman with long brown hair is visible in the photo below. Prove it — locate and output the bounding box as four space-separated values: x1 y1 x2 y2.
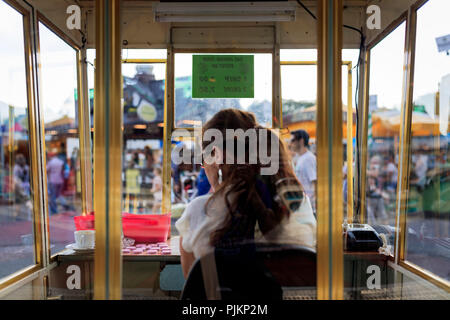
175 109 316 277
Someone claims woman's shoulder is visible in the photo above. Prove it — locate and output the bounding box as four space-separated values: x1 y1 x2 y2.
176 193 212 236
185 193 212 214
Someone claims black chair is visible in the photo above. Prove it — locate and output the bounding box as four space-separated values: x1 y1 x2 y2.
181 243 316 300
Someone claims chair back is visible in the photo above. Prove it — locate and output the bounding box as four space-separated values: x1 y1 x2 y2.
181 243 317 300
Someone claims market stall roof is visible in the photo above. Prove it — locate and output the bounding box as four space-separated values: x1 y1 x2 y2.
372 110 448 137
282 104 357 140
301 105 356 113
45 115 75 129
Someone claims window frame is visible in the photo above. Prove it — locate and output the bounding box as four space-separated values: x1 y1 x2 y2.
0 0 44 290
280 60 354 222
362 0 449 292
167 48 278 215
36 12 87 260
121 58 167 215
396 0 450 291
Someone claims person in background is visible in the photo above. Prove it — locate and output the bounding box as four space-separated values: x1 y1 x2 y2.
142 145 155 187
150 166 163 213
47 153 64 215
414 147 429 189
132 151 140 167
13 153 30 199
171 151 183 204
366 155 388 225
289 130 317 214
70 148 78 171
383 152 398 192
144 146 154 170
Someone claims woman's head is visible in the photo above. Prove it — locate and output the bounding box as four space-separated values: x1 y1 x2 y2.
201 109 258 190
201 109 294 187
201 109 301 247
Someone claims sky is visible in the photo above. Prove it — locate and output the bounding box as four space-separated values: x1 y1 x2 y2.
1 0 449 132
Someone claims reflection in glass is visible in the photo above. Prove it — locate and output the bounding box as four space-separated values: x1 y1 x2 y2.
280 49 359 219
121 63 165 216
405 0 450 281
365 22 406 252
0 1 35 279
39 22 81 255
281 64 317 213
171 53 272 235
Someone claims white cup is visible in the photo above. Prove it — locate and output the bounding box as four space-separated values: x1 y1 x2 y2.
74 230 95 249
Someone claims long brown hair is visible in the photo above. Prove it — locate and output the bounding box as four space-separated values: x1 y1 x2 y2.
202 109 301 247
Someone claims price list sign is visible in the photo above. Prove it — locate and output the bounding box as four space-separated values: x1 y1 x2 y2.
192 55 254 98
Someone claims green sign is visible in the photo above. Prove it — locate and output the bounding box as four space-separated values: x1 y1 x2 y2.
192 55 254 98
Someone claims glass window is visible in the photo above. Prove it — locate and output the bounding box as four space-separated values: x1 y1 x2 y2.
170 53 272 234
122 62 166 216
38 22 81 255
0 1 36 279
174 53 272 128
280 49 359 216
405 0 450 281
280 62 317 213
363 22 406 253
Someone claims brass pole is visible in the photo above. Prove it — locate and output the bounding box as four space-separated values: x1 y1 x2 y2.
358 50 370 224
77 49 94 215
94 0 123 300
162 46 174 217
395 7 417 264
317 0 344 300
346 63 354 223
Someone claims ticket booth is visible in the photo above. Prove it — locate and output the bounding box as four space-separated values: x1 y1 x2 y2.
0 0 448 300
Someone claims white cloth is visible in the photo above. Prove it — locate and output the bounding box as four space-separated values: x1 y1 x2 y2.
175 192 316 259
294 150 317 209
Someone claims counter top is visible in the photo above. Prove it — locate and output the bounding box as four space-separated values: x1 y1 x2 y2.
57 236 388 263
57 236 181 263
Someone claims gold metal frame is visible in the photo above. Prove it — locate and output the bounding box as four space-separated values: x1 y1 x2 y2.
279 60 354 222
366 12 408 51
316 0 344 300
36 12 89 262
93 0 123 300
78 48 94 215
396 7 416 268
345 62 353 223
36 12 81 50
273 42 282 129
399 260 450 292
123 58 166 64
33 12 52 266
360 13 408 225
361 0 449 291
163 46 174 215
358 50 370 224
0 0 44 291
